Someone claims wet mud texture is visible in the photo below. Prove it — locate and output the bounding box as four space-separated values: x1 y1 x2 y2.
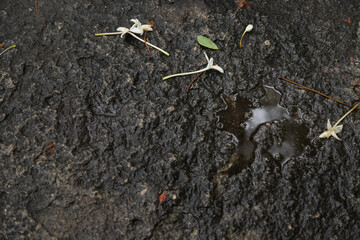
1 0 360 239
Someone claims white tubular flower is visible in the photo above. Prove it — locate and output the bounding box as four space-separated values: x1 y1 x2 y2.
96 19 169 56
162 52 224 80
116 27 130 38
130 19 153 35
240 24 253 47
204 52 224 73
319 119 343 141
141 24 153 32
245 24 253 32
319 104 358 141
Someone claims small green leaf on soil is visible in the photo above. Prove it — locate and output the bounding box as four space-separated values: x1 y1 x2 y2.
197 35 219 50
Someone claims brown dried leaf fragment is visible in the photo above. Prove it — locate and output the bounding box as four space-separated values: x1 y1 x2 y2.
237 0 252 10
148 20 155 29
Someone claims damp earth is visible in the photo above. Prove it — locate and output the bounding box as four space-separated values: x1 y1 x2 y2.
1 0 360 239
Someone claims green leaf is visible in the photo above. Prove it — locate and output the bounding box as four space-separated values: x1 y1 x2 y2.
197 35 219 50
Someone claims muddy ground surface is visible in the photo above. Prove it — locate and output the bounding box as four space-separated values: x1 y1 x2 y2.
1 0 360 239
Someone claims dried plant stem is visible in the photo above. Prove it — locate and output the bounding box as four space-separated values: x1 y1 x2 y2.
95 32 123 36
334 104 358 127
240 31 246 47
186 72 203 99
144 31 152 58
278 77 352 108
0 45 16 56
35 0 46 26
33 141 56 162
163 68 207 80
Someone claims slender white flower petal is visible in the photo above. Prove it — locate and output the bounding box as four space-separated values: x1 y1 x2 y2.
211 65 224 73
115 27 130 37
319 131 330 139
334 125 343 133
204 52 210 63
130 19 142 28
129 19 153 35
327 119 331 130
141 25 153 32
331 132 342 141
206 58 214 68
116 27 128 32
130 20 144 35
130 27 143 35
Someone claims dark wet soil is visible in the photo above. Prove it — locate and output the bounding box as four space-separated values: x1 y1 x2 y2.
1 0 360 239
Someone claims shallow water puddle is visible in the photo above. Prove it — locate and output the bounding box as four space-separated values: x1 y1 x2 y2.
268 120 309 164
245 86 290 138
217 86 310 176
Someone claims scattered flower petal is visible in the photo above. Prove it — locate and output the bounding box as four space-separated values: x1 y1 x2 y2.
319 104 358 141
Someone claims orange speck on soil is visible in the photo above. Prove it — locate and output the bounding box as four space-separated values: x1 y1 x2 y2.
159 191 167 202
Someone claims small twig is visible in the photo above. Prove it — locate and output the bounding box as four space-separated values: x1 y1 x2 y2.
35 0 46 27
34 141 56 162
186 72 203 99
144 31 153 58
0 45 16 57
278 77 352 108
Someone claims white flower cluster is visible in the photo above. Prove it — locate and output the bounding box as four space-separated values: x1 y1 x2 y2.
96 19 169 56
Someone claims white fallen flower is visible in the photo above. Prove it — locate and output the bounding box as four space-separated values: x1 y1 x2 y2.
95 19 169 56
129 19 153 35
319 119 343 141
319 104 358 141
162 52 224 80
116 27 130 38
240 24 253 47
